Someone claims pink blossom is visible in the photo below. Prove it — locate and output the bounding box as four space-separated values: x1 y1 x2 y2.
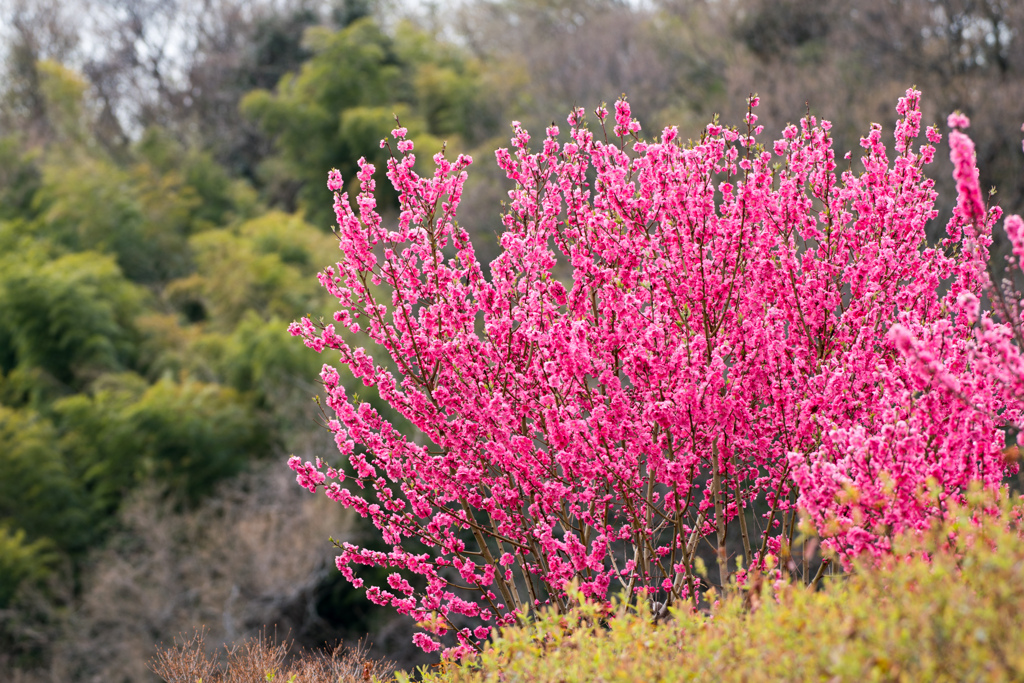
412 633 441 653
327 169 343 191
1005 215 1024 263
947 111 971 129
290 89 1019 656
950 131 985 224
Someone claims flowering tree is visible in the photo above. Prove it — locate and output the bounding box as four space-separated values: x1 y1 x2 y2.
289 90 1021 657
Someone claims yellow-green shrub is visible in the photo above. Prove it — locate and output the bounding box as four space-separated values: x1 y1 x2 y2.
411 490 1024 683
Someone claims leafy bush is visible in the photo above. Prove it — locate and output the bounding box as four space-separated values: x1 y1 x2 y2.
0 251 144 389
241 17 487 225
0 524 57 609
412 489 1024 682
0 405 89 564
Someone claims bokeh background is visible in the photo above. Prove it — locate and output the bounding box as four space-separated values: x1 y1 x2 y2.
1 0 1023 679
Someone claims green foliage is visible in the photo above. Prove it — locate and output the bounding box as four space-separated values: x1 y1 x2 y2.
165 210 334 328
26 126 256 285
0 368 268 585
126 376 271 503
415 491 1024 682
35 60 89 145
55 374 270 507
135 127 260 231
0 524 58 608
207 313 325 401
51 373 149 520
0 251 145 389
0 406 88 559
0 64 324 590
241 17 481 226
30 156 193 282
0 137 41 221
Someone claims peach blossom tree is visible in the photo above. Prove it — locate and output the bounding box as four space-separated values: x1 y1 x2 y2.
289 90 1021 657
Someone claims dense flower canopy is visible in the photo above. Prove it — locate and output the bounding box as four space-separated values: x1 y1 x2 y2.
290 90 1022 657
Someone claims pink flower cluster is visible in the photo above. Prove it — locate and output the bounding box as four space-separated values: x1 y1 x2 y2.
289 91 1021 657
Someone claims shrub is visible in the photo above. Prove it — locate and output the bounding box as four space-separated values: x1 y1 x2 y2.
409 489 1024 682
288 90 1022 656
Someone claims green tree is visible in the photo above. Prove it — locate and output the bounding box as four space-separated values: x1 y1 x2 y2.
164 210 334 328
129 376 271 503
0 405 87 566
0 251 145 391
55 373 269 509
0 137 41 222
241 17 488 227
0 524 58 609
29 130 256 285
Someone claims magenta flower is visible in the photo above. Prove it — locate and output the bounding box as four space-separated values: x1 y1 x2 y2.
290 89 1021 656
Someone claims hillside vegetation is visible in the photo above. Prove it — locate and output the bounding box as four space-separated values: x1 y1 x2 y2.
412 491 1024 683
3 0 1024 679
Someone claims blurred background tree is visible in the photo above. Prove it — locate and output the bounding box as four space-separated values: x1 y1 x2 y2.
0 0 1022 679
240 16 494 225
